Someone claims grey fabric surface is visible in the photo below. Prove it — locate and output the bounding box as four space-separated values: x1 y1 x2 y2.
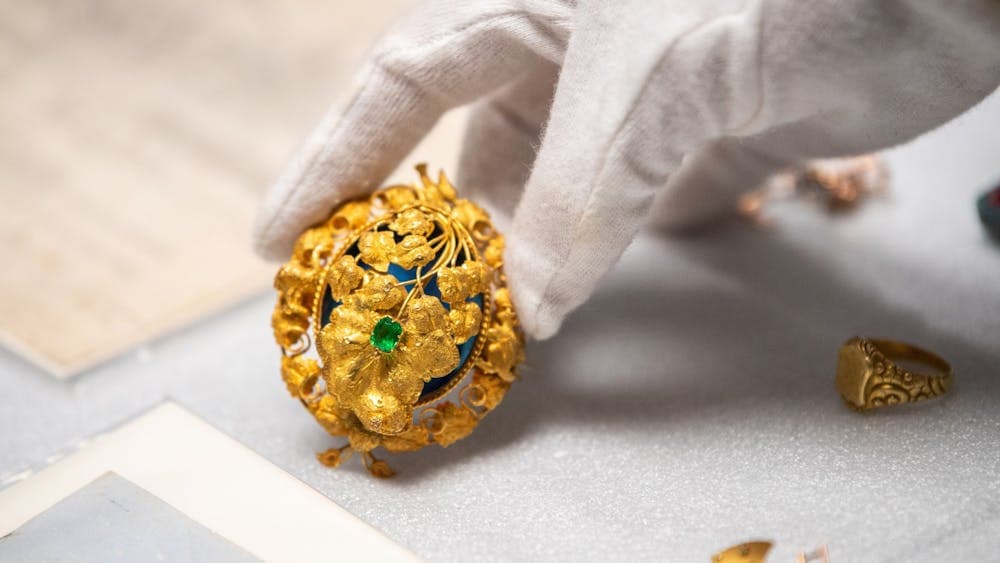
1 92 998 562
0 473 258 562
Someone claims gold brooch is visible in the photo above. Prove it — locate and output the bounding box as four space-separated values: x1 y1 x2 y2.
271 165 524 477
836 337 952 412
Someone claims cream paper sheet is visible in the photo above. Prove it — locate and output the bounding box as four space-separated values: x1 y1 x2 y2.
0 0 425 376
0 402 420 562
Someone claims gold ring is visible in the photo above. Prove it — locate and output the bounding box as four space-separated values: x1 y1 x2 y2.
836 337 953 412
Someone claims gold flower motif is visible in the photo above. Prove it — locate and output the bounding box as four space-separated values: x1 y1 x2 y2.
393 234 434 269
280 355 319 399
317 295 459 436
480 324 522 382
388 208 434 237
437 261 488 304
348 271 405 311
273 165 525 477
358 231 396 271
484 235 505 268
448 301 482 344
326 255 364 300
428 402 478 447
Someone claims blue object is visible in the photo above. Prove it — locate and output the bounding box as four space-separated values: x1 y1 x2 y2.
978 183 1000 241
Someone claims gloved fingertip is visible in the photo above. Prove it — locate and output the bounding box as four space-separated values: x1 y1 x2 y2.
251 211 294 262
505 239 564 341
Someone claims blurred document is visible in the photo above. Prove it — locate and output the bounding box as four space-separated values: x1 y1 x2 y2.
0 0 415 376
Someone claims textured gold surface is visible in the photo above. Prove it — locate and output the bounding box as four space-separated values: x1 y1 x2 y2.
836 337 952 412
272 165 524 477
712 541 773 563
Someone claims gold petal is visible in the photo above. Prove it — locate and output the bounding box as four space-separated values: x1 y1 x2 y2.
317 306 379 385
312 395 349 436
429 402 478 447
484 235 505 268
394 326 459 383
436 261 487 304
472 372 510 410
451 199 489 232
346 423 381 452
388 208 434 237
436 266 467 304
448 301 482 344
347 382 417 436
351 271 405 311
403 296 450 334
393 234 434 269
292 227 335 266
461 261 488 295
326 255 364 300
328 200 371 231
280 355 319 398
358 231 395 271
380 424 430 453
479 324 522 382
493 287 513 312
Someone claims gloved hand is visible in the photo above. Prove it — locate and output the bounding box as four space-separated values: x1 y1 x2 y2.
254 0 1000 339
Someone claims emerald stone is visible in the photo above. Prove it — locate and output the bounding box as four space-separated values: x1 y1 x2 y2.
370 316 402 353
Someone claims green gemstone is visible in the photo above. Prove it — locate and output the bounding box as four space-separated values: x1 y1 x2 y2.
370 316 402 353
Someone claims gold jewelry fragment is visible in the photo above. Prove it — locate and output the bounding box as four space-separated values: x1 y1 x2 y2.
712 541 773 563
739 154 889 225
271 164 524 477
836 337 952 412
795 545 830 563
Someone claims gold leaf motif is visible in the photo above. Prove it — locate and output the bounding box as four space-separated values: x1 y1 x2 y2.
484 235 505 268
329 200 371 231
448 301 482 344
280 355 319 398
349 271 404 311
403 296 450 334
493 287 513 312
388 208 434 237
358 231 396 271
316 295 458 438
326 255 363 300
472 372 510 410
367 459 396 478
430 402 478 447
316 447 347 468
480 324 522 382
392 296 459 383
393 234 434 269
312 395 349 435
346 422 381 452
416 164 456 205
271 305 310 350
392 327 459 384
292 227 334 266
461 261 488 294
451 199 489 232
373 185 417 209
381 424 430 453
437 261 488 304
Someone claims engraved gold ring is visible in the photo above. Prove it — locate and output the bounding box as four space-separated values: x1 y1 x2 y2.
836 337 953 412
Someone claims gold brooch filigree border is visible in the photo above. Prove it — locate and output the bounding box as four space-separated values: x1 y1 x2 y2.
271 164 524 477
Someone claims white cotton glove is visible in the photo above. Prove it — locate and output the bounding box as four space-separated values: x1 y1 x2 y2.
254 0 1000 339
